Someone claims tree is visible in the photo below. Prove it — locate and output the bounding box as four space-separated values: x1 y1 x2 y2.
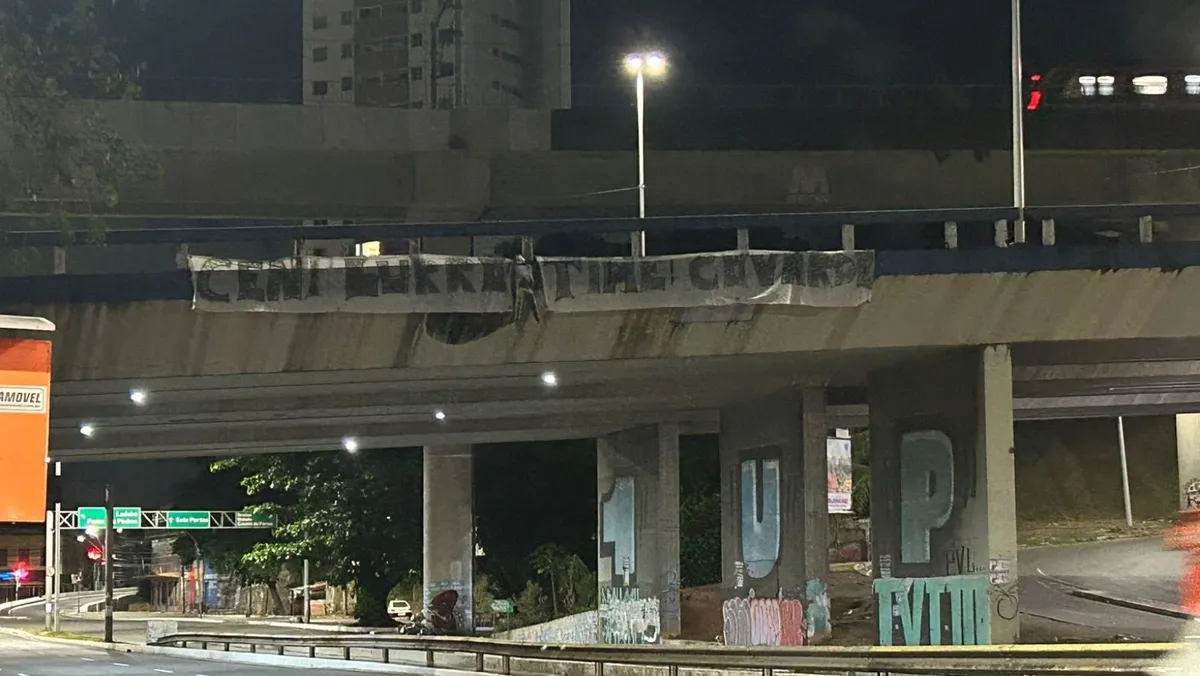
514 580 549 626
680 492 721 587
529 543 567 616
0 0 155 264
851 430 871 517
211 449 423 626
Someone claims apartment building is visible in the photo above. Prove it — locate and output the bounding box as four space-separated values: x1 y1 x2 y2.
302 0 571 109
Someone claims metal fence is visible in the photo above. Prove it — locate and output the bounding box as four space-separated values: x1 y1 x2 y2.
153 631 1174 675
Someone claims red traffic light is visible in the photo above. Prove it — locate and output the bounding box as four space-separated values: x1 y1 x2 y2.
12 561 29 582
86 545 102 562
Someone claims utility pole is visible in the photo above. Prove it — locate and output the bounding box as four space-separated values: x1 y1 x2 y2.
53 501 62 633
103 484 114 643
43 509 53 631
302 559 311 624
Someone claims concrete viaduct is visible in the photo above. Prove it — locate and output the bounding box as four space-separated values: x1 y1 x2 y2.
6 101 1200 648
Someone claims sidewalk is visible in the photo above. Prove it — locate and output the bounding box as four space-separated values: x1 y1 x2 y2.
60 610 395 632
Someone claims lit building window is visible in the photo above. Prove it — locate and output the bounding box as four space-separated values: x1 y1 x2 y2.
1078 75 1097 97
1097 75 1116 97
356 241 382 257
1186 75 1200 96
1132 75 1168 96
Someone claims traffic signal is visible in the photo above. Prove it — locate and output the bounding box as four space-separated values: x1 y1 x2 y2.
86 545 102 562
12 561 29 582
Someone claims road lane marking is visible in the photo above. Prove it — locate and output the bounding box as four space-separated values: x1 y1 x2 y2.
82 657 95 661
113 663 130 667
154 670 174 674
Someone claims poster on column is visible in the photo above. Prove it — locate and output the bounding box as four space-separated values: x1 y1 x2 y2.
827 436 853 514
0 339 51 523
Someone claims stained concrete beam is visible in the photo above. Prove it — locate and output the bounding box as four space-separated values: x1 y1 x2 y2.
54 408 720 462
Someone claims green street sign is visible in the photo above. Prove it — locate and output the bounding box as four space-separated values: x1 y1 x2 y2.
165 511 210 529
490 599 514 614
235 512 275 528
78 507 141 529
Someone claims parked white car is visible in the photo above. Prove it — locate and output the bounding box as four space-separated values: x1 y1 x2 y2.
387 599 414 622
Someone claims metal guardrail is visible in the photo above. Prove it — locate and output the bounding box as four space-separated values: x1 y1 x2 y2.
153 632 1176 675
7 201 1200 245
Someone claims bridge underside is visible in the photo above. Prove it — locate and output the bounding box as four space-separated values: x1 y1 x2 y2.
15 267 1200 462
46 337 1200 462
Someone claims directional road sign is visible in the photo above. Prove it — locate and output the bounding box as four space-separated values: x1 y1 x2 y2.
78 507 141 529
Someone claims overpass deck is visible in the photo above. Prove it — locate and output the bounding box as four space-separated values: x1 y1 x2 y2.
5 230 1200 461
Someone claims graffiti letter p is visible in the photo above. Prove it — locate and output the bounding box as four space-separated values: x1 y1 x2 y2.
899 430 955 565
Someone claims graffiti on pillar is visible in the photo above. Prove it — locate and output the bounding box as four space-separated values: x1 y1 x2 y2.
600 475 636 586
423 581 470 634
899 431 955 564
1186 479 1200 509
721 591 807 646
740 456 781 578
598 586 660 644
660 570 680 633
944 542 985 576
874 575 990 646
992 582 1019 621
805 578 831 639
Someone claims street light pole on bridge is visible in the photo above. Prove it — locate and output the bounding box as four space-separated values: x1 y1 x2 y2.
1011 0 1028 243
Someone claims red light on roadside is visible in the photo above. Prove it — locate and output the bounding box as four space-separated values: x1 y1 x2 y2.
1030 73 1043 82
12 561 29 581
86 545 102 562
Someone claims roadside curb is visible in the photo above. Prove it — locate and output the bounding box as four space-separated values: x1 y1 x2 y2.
0 626 468 675
1068 589 1191 621
0 626 119 649
248 620 402 634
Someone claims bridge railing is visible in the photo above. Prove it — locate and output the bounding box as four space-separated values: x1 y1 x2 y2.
153 631 1173 674
3 202 1200 285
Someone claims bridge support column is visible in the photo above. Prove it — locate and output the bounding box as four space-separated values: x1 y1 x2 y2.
596 423 680 642
868 346 1018 646
423 445 475 635
718 388 830 645
1175 415 1200 510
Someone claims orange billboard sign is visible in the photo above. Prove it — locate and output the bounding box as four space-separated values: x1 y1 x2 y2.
0 339 50 523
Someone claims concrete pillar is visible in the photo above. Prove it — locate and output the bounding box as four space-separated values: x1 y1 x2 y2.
1040 219 1056 246
943 221 959 249
868 346 1018 646
596 424 680 642
422 445 475 635
993 220 1009 248
1176 414 1200 510
719 388 830 645
841 224 856 251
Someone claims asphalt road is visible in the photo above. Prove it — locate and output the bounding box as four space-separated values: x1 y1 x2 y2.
0 631 370 676
1020 537 1186 641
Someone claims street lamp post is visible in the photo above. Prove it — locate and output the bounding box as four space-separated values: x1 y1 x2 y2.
1010 0 1027 243
623 51 668 257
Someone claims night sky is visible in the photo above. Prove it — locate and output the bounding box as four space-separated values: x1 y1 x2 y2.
108 0 1200 104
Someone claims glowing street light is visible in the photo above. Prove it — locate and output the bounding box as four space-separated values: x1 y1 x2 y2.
79 423 96 438
342 437 359 453
623 50 668 256
541 371 558 387
129 389 147 405
434 410 447 421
